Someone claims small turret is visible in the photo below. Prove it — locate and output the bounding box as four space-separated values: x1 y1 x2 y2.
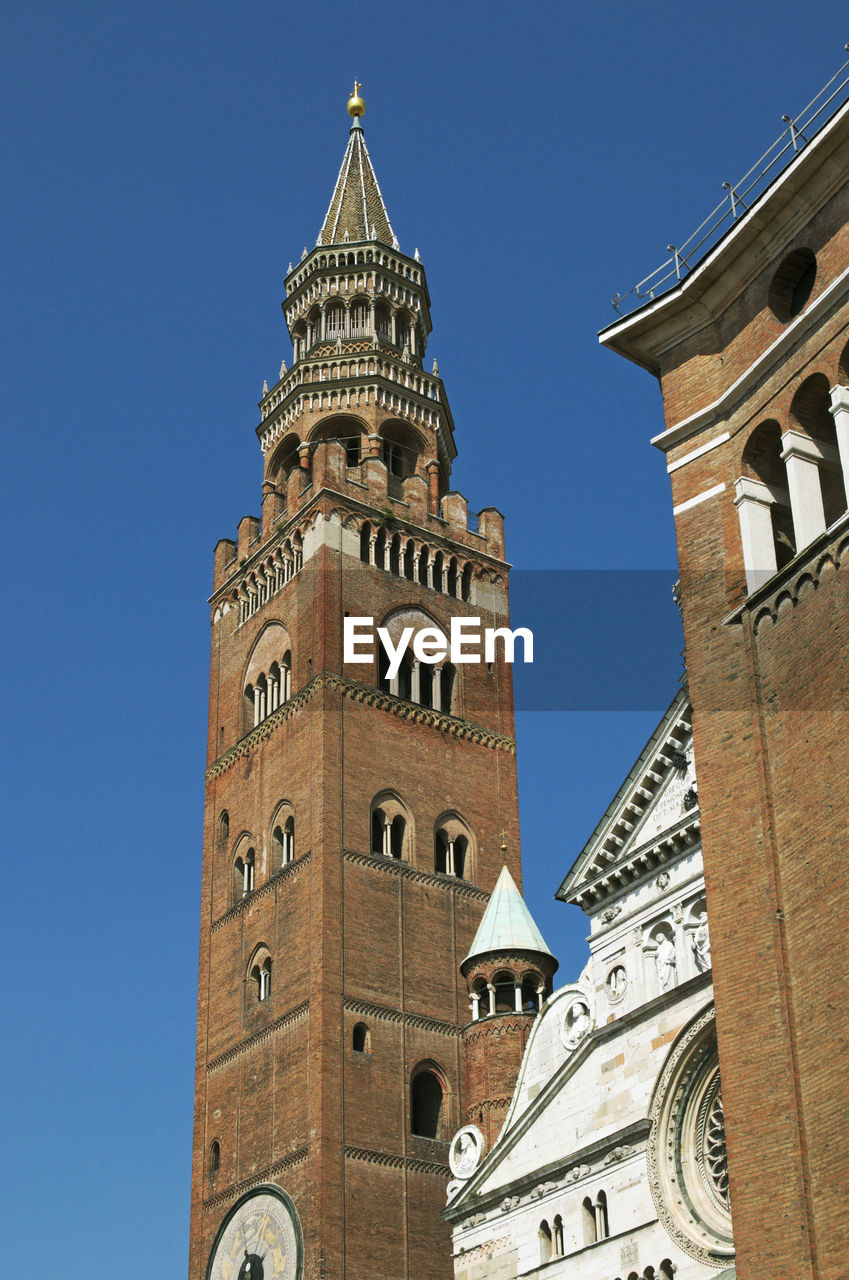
459 867 558 1150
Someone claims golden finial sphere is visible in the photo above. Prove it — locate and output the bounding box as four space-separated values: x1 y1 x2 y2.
347 81 366 118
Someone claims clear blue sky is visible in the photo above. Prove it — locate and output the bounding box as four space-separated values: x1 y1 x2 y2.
1 3 842 1274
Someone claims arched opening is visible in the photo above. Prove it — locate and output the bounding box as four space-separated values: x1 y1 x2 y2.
370 792 412 861
434 813 474 880
271 809 295 871
659 1260 675 1280
440 663 457 715
233 847 255 902
410 1068 443 1139
552 1215 564 1258
768 247 817 321
790 373 847 527
350 297 369 337
739 420 795 578
309 414 363 468
403 540 415 580
380 420 422 481
374 526 387 571
326 302 345 339
493 969 516 1013
218 812 229 846
461 562 473 602
360 521 373 564
352 1022 371 1053
390 814 406 859
418 544 430 587
432 550 444 592
397 649 414 701
419 660 434 708
470 976 488 1021
521 973 541 1012
209 1140 220 1177
538 1221 552 1265
389 532 401 575
582 1195 597 1245
596 1189 609 1239
247 947 272 1006
268 433 301 482
447 557 458 597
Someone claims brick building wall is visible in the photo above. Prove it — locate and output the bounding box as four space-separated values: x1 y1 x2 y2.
601 100 849 1280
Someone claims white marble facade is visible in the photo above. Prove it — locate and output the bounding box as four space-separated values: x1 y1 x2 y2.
446 690 734 1280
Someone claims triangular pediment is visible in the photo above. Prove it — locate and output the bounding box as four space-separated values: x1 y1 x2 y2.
556 688 698 910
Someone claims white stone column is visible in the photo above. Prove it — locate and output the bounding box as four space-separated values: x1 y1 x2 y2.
486 982 496 1017
253 685 263 728
781 430 827 548
734 477 780 593
268 676 279 713
411 659 421 704
368 532 377 566
446 838 455 877
513 981 523 1013
382 817 391 858
829 384 849 491
470 991 481 1022
433 666 443 712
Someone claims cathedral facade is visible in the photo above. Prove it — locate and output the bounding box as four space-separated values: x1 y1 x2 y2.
445 692 732 1280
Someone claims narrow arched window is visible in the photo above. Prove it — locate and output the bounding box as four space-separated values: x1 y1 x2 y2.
582 1195 597 1245
397 650 414 701
390 814 406 859
410 1069 443 1138
434 829 449 875
596 1189 609 1239
538 1221 552 1265
360 521 372 564
352 1022 370 1053
521 974 541 1012
251 956 271 1003
209 1140 220 1177
493 970 515 1013
441 663 456 715
552 1215 564 1257
453 835 467 880
659 1261 675 1280
218 812 229 846
372 807 386 856
461 562 473 602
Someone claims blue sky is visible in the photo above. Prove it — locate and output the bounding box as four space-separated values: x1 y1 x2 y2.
1 3 843 1274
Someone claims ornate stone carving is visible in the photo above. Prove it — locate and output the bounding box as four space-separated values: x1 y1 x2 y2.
449 1126 485 1180
601 905 622 924
691 912 711 973
647 1006 733 1266
561 998 592 1049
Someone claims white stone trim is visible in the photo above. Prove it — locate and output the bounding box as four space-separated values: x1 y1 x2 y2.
672 483 726 516
667 432 729 474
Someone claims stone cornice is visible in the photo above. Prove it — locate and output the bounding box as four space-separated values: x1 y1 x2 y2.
570 811 702 910
210 854 312 932
205 674 515 780
206 1001 309 1073
203 1147 309 1211
343 995 463 1038
345 1145 450 1177
343 848 492 901
446 1119 651 1225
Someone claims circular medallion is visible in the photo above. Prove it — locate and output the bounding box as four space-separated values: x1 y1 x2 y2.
206 1185 303 1280
449 1125 484 1179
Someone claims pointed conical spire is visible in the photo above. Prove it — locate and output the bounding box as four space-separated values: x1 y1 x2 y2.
317 87 396 248
463 866 555 968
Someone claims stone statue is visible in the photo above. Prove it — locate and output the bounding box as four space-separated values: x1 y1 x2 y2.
691 912 711 972
655 934 677 991
563 999 591 1048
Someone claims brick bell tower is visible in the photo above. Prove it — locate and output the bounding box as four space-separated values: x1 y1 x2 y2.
188 86 523 1280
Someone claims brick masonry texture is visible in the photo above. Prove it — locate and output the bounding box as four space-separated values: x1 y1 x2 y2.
603 115 849 1280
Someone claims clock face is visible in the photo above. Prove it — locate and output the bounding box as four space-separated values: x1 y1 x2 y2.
206 1185 303 1280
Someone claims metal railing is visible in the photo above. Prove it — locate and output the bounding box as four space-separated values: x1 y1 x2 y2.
611 48 849 316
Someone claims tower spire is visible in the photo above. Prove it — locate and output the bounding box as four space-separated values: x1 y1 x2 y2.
317 85 397 248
